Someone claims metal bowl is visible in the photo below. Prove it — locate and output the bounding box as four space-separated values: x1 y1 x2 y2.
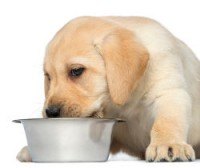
13 118 123 162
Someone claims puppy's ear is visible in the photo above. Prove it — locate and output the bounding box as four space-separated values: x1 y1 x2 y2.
95 28 149 105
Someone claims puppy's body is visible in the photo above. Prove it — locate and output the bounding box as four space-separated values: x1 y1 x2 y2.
17 16 200 162
101 17 200 159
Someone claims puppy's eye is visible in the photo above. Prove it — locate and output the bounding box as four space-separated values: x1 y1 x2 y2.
45 73 51 81
70 67 85 77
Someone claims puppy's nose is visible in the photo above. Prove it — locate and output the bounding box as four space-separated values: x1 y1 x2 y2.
45 105 61 117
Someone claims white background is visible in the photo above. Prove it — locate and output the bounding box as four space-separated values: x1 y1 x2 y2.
0 0 199 168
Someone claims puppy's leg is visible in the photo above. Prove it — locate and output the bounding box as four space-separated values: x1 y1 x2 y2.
17 146 32 162
146 89 195 162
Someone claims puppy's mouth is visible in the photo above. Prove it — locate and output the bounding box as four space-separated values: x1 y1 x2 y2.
87 111 104 118
58 111 104 118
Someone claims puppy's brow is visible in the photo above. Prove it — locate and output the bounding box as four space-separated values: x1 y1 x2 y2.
70 57 93 66
43 63 48 73
43 68 47 74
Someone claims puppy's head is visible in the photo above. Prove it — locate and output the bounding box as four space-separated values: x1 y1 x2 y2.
43 17 149 118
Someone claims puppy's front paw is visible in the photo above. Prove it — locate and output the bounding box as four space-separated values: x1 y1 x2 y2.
16 146 32 162
146 143 195 162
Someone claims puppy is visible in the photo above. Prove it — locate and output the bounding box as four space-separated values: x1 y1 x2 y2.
17 16 200 162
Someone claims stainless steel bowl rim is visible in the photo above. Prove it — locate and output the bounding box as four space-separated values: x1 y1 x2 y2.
12 117 125 123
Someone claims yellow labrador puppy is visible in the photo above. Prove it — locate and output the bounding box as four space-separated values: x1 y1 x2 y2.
17 16 200 162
